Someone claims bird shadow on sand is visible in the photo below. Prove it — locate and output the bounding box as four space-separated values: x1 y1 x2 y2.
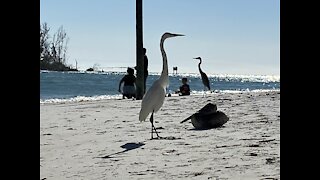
187 125 227 131
98 142 145 159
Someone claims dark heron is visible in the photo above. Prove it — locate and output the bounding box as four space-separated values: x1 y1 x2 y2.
194 57 211 95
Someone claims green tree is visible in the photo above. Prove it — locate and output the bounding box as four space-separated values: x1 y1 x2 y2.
40 23 74 71
51 26 69 64
40 22 51 62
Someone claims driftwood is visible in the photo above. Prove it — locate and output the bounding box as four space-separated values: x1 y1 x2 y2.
181 103 229 129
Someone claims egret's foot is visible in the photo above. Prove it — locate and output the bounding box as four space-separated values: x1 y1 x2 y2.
150 135 162 140
162 136 181 140
151 136 180 140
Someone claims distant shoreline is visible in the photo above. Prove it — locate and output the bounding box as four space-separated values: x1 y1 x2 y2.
40 89 280 105
40 70 280 80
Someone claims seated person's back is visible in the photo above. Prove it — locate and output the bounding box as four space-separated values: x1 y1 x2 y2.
176 77 190 96
118 67 136 99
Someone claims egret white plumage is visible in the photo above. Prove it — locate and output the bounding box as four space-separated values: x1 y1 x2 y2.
194 57 211 95
139 32 184 139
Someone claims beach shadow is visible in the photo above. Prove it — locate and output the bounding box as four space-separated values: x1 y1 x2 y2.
151 136 182 140
98 142 145 159
188 125 227 131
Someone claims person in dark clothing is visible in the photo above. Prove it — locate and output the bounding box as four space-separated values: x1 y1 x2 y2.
176 77 191 96
143 48 148 94
118 67 136 99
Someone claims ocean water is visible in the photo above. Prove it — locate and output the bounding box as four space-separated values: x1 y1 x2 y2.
40 71 280 103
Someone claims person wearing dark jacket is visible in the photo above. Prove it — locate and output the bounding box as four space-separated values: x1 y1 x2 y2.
143 48 148 94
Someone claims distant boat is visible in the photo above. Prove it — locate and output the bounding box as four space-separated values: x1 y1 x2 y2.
40 70 50 73
86 68 94 71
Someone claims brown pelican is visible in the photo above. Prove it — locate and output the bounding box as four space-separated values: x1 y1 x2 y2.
181 103 228 129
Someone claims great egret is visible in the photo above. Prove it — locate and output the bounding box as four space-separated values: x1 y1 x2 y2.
139 32 184 139
194 57 210 95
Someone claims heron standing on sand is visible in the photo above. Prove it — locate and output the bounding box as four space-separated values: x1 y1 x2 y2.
194 57 210 96
139 32 184 139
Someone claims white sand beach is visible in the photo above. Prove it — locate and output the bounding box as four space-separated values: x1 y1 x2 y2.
40 90 280 180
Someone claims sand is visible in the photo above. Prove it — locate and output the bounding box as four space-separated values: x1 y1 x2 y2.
40 90 280 180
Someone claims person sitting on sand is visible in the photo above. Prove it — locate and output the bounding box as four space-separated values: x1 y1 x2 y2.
118 67 136 99
175 77 190 96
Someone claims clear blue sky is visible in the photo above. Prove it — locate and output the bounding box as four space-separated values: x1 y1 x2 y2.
40 0 280 75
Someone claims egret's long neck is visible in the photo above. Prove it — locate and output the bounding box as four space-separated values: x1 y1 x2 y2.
159 38 169 87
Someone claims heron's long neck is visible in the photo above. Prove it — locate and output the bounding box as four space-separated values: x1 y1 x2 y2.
159 38 169 87
198 60 203 73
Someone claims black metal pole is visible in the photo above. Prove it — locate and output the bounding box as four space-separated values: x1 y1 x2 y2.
136 0 144 100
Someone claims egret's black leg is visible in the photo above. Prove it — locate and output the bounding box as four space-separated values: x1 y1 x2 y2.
150 111 154 139
149 111 160 139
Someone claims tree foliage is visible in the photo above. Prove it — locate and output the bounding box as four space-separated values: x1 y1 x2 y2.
40 22 75 71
